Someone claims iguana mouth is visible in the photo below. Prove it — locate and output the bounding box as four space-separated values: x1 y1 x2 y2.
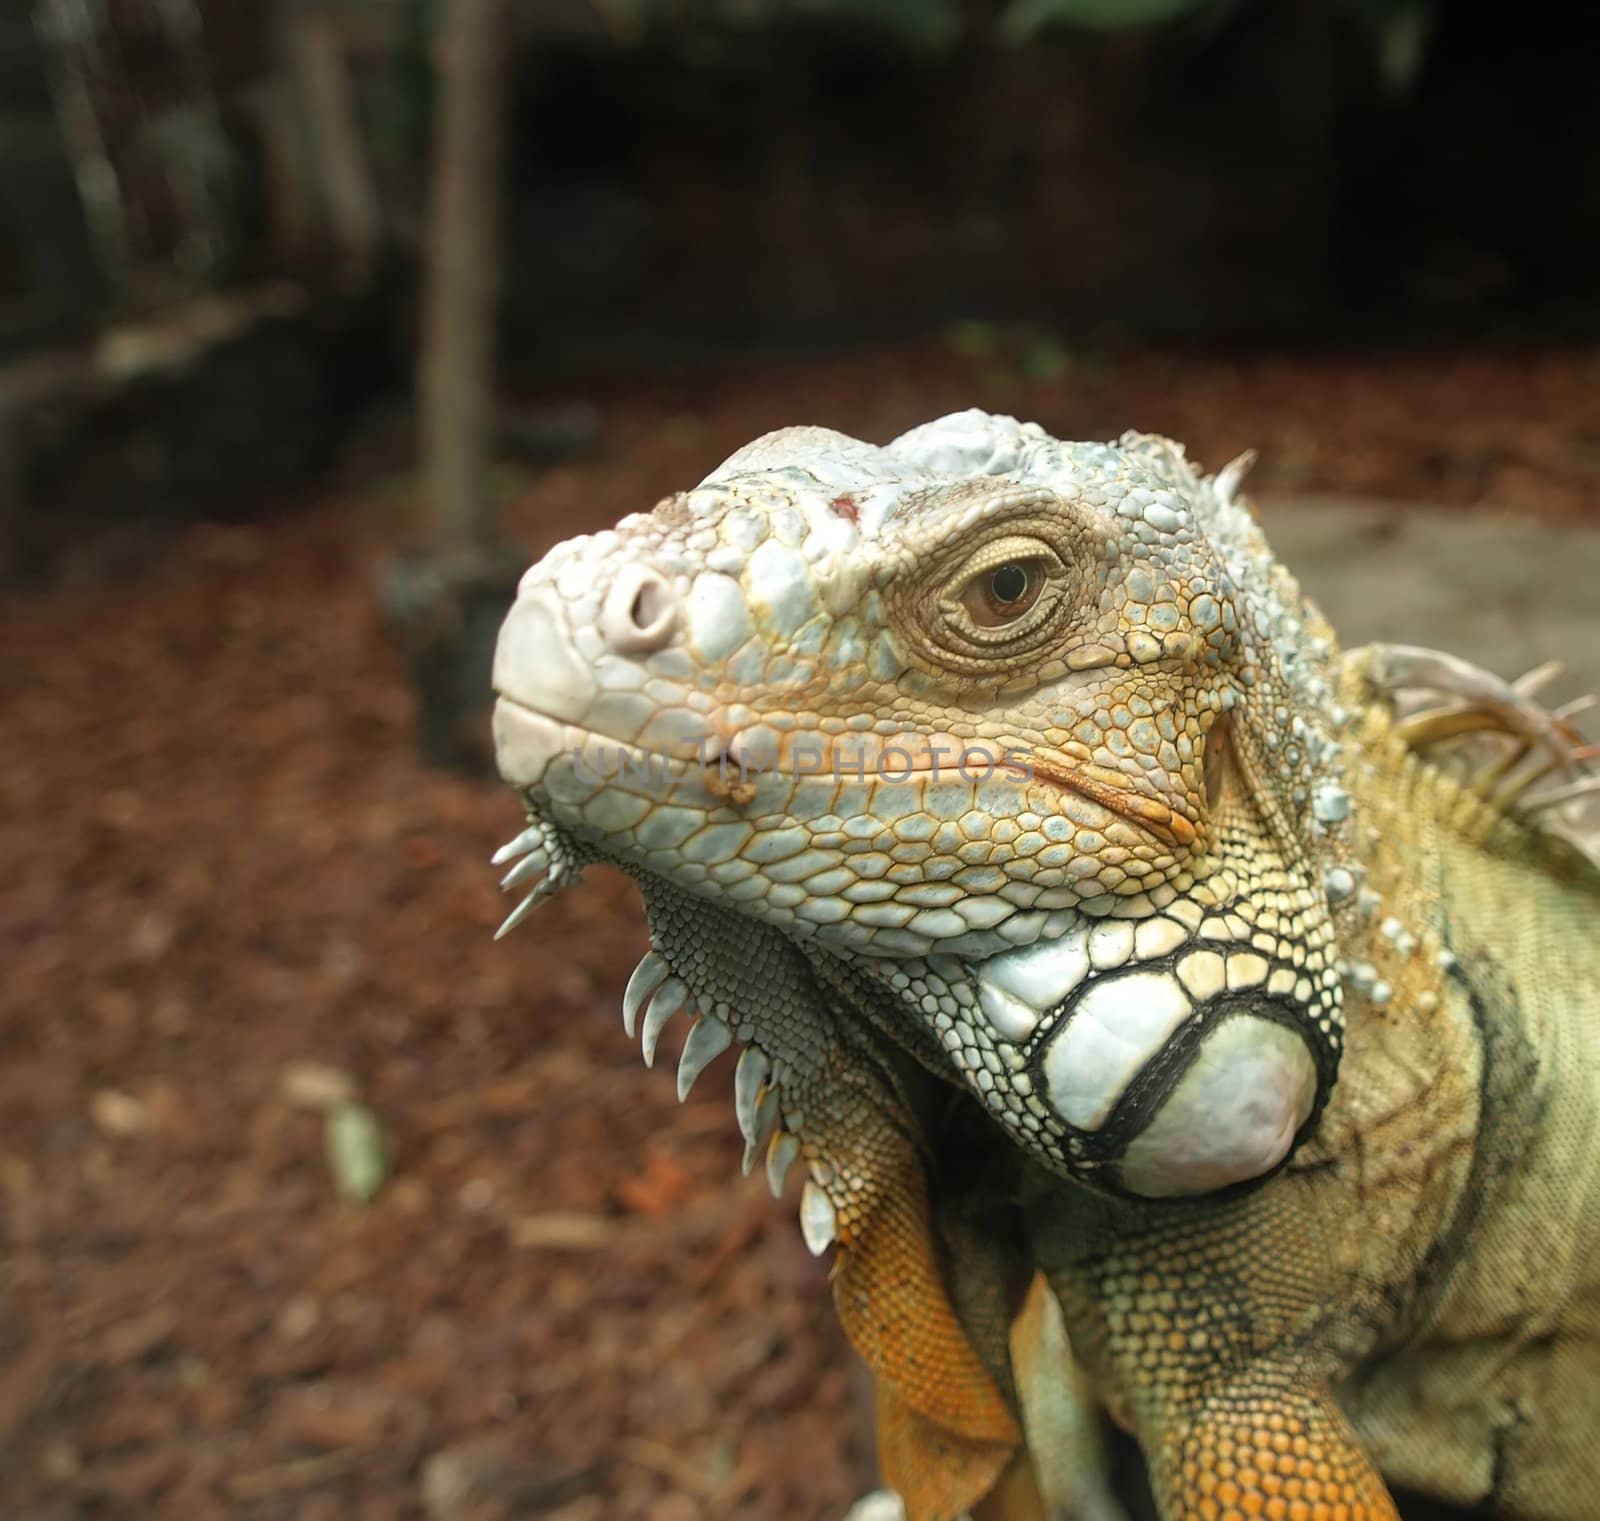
493 696 770 813
497 695 1185 846
1027 759 1198 848
492 695 710 788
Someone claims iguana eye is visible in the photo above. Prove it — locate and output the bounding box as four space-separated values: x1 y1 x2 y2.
961 559 1047 628
915 532 1075 667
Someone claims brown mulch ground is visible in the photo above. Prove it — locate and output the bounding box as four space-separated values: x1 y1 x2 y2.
2 343 1597 1521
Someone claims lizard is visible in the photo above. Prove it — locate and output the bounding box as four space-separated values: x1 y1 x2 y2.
486 410 1600 1521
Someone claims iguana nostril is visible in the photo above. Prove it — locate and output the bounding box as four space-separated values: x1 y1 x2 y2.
601 563 679 653
631 580 666 629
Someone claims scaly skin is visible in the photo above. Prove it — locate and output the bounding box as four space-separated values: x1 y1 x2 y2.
489 412 1600 1520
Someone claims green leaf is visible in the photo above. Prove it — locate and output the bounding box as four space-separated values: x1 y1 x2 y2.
1020 333 1073 381
1001 0 1219 41
1375 2 1433 97
325 1101 387 1204
944 320 1001 361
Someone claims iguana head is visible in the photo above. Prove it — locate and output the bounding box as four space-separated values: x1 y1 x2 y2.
492 411 1354 1200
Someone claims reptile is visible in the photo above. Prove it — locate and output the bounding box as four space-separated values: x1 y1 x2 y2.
487 411 1600 1521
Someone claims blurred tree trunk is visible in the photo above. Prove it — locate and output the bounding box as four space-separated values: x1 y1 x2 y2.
385 0 520 773
420 0 507 555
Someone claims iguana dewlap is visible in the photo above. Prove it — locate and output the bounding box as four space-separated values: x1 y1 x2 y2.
489 412 1600 1521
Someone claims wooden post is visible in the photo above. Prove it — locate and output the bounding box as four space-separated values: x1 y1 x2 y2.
419 0 508 556
382 0 519 772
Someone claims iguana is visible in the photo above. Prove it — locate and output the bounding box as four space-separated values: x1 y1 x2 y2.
487 411 1600 1521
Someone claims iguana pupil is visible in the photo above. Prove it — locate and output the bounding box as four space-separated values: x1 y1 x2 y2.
990 564 1027 602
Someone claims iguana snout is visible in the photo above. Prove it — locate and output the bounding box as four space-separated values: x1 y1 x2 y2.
492 554 703 793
